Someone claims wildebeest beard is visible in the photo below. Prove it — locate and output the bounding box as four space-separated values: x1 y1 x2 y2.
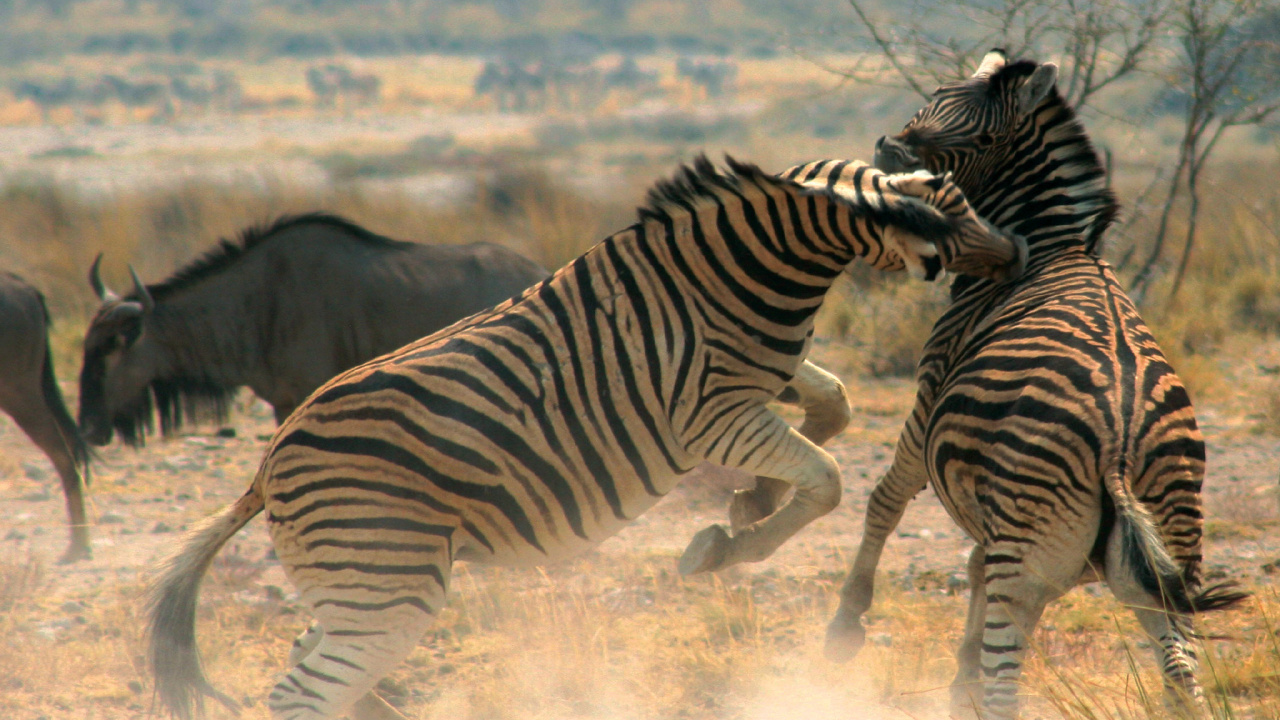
108 373 234 447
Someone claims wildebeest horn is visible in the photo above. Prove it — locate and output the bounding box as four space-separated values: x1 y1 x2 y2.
89 253 120 302
128 265 155 313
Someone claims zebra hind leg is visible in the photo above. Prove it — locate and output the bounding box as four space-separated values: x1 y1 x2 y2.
729 361 851 533
289 622 324 665
1104 529 1207 716
680 414 842 575
971 572 1053 720
267 550 450 720
284 621 407 720
949 545 987 717
268 608 438 720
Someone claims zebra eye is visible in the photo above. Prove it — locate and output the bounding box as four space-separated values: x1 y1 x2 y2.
975 132 995 148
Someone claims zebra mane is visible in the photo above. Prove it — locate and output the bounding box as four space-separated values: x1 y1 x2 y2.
638 154 770 224
637 154 954 249
131 212 405 304
989 60 1119 258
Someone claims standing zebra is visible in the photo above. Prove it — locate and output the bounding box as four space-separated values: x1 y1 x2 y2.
146 155 1024 720
818 51 1248 719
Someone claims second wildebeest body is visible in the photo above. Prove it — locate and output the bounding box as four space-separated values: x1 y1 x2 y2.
79 213 549 446
0 272 92 562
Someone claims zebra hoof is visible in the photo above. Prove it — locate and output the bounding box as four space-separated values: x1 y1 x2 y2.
678 524 731 575
823 612 866 663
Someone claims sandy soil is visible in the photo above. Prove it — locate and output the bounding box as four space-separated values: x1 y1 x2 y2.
3 369 1278 628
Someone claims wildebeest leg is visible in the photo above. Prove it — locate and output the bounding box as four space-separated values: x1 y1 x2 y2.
729 360 851 533
5 400 91 562
680 414 841 574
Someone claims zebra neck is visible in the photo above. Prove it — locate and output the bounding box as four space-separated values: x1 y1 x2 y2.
970 99 1117 261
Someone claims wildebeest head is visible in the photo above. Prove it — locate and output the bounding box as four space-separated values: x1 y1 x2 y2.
79 256 229 446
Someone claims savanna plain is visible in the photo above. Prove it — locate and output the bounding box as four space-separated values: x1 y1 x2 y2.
3 5 1280 719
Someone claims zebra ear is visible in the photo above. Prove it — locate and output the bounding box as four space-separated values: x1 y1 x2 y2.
973 49 1008 78
1017 63 1058 115
941 171 955 185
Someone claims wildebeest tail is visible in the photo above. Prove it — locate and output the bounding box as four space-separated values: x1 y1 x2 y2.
146 481 264 719
38 302 92 482
1105 465 1249 615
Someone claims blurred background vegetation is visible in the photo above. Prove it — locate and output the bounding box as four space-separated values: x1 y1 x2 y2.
0 0 1274 420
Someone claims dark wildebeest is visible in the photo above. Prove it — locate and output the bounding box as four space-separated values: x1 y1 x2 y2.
79 213 549 447
0 272 93 562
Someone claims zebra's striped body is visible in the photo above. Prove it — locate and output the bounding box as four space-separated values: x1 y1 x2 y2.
146 156 1024 720
820 51 1248 719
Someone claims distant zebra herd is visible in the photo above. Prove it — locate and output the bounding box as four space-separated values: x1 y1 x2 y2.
0 50 1249 720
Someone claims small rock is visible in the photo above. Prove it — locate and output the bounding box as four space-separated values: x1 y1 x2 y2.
21 461 49 482
152 522 173 534
216 427 236 438
127 680 143 694
20 488 51 501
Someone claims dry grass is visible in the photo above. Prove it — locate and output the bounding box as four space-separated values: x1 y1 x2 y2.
2 547 1275 719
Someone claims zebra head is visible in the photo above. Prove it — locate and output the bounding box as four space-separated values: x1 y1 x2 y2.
874 49 1059 193
875 49 1118 258
879 169 1027 282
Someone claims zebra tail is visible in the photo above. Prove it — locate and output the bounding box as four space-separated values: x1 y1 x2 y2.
146 481 264 719
1104 466 1249 615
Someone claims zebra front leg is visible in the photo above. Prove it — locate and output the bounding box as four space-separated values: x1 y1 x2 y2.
729 361 851 533
824 453 927 661
680 415 841 575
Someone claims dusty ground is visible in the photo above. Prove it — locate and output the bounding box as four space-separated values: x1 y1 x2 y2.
3 345 1279 719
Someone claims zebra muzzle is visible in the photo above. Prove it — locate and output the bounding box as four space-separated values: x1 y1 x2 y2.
874 136 923 174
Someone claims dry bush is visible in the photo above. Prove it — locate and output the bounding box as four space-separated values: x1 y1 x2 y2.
816 272 950 378
1116 159 1280 404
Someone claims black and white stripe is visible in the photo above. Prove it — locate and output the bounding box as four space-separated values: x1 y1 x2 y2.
821 50 1248 720
145 155 1023 720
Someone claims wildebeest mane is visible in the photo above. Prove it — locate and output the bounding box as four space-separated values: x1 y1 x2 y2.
130 212 409 304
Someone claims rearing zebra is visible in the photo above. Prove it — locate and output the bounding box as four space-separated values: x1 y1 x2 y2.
815 50 1247 719
146 155 1024 720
